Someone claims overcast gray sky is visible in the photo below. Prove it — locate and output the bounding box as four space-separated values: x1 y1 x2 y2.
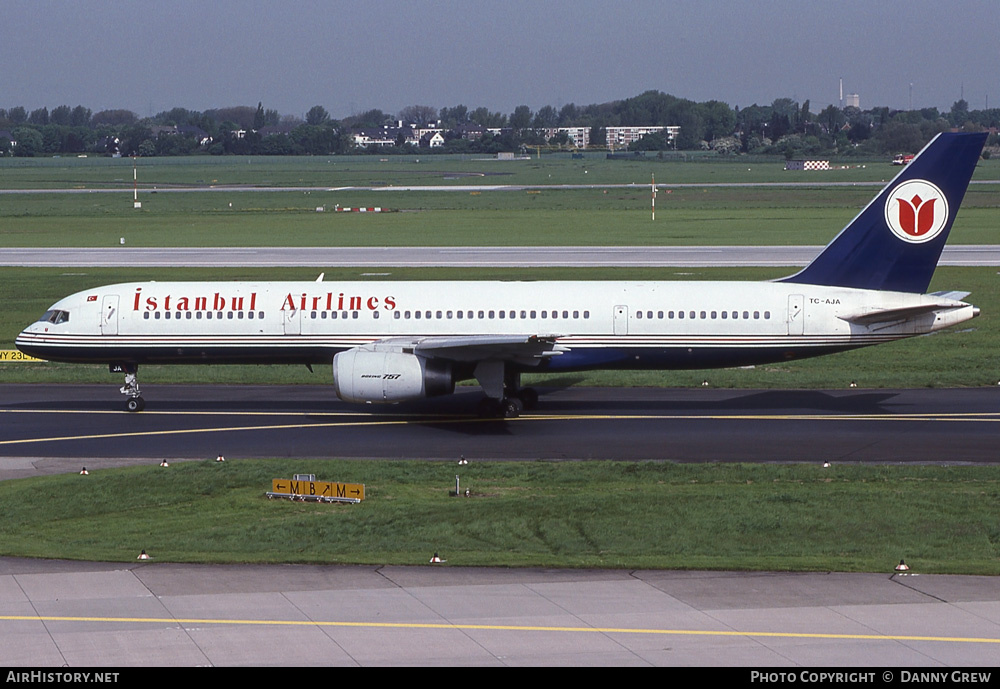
3 0 998 120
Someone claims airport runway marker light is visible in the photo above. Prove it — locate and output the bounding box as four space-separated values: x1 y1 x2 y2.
160 460 169 467
137 550 150 560
895 560 910 572
430 553 444 563
79 467 88 475
216 454 226 462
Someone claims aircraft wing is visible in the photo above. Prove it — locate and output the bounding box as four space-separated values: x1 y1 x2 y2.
407 334 565 364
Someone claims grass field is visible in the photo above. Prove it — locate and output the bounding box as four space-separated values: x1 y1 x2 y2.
2 155 999 248
6 151 1000 188
1 459 997 573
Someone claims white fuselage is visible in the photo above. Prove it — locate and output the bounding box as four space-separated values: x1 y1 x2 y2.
15 279 976 374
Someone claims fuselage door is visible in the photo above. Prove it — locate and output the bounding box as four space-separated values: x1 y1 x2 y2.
282 308 301 335
613 305 629 336
787 294 804 335
100 295 119 336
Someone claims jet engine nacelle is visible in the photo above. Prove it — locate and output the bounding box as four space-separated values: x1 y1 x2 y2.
333 347 454 403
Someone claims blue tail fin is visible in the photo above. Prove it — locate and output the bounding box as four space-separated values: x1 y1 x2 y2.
780 132 986 293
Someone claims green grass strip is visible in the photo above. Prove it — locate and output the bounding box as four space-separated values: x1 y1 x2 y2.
1 459 998 573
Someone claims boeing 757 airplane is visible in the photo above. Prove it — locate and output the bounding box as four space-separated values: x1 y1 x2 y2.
16 132 986 417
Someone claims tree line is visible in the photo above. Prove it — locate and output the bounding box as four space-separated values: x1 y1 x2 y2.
1 91 997 158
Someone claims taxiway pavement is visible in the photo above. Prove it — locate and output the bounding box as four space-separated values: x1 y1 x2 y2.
2 558 998 667
0 385 997 473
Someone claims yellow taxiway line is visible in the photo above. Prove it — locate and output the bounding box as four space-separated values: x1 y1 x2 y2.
1 613 998 645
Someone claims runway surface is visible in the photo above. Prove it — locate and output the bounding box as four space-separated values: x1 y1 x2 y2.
0 385 997 471
4 245 1000 267
3 179 1000 195
2 557 999 667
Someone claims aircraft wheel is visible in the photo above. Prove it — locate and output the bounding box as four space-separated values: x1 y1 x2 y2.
502 397 524 419
126 397 145 412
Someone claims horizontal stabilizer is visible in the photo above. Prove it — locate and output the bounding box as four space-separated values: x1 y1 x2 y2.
930 290 971 301
838 301 969 326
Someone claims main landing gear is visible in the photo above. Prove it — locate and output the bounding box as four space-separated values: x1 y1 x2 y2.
476 388 538 419
474 362 538 419
117 364 145 412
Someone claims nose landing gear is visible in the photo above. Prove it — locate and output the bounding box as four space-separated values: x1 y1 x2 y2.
115 364 145 412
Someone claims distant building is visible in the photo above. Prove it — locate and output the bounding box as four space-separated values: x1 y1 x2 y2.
352 125 418 148
845 93 860 109
455 124 485 140
149 125 178 138
353 128 398 148
177 125 213 147
540 126 591 148
605 125 680 149
412 125 443 140
419 131 445 148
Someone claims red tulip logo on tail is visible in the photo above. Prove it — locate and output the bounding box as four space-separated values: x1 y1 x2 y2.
885 179 949 243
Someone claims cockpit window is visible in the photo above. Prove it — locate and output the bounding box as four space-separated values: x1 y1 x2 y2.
38 310 70 324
